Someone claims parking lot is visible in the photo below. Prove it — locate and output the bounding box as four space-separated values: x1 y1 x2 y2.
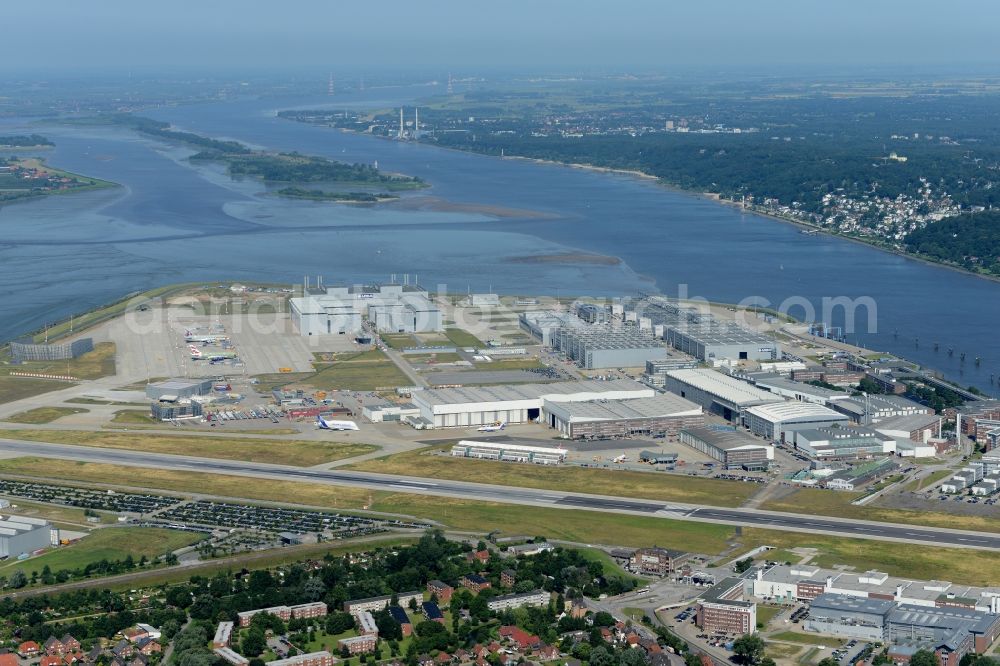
155 499 430 534
0 478 181 514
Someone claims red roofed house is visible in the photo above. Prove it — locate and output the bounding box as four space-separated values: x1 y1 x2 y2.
0 654 20 666
41 657 63 666
499 626 539 651
536 644 560 661
466 550 490 565
19 642 41 658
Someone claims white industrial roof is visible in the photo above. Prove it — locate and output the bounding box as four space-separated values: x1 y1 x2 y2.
745 401 847 423
415 379 652 408
545 394 702 422
666 368 780 407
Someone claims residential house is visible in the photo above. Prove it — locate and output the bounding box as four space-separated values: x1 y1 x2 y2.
501 569 517 588
19 642 41 658
462 573 492 593
466 550 491 565
389 606 413 637
427 580 454 604
422 601 445 623
338 636 377 655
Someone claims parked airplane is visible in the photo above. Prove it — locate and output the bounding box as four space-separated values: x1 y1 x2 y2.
612 454 629 464
477 421 507 432
316 415 360 431
184 331 228 344
190 348 237 361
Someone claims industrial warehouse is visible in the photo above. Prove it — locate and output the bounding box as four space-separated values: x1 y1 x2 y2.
744 401 850 442
0 515 52 559
679 426 774 470
543 393 704 439
550 326 667 369
664 368 782 421
409 379 654 428
665 322 780 362
290 282 442 335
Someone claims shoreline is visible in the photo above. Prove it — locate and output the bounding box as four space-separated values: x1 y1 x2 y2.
478 150 1000 284
308 121 997 286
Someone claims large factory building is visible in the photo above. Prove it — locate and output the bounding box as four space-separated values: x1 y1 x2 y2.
665 323 780 362
745 401 850 442
410 379 654 428
552 327 667 369
0 516 51 559
545 394 703 439
290 283 442 336
664 368 782 422
679 426 774 470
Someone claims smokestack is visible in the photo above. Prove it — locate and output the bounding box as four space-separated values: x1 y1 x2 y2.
399 108 404 139
415 107 419 138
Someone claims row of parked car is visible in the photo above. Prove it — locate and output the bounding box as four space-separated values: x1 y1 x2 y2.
206 406 282 423
0 479 178 513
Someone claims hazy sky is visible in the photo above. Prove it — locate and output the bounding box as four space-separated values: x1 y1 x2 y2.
5 0 999 74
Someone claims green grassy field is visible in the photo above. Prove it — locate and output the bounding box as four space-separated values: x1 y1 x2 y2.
308 350 411 390
407 352 462 363
444 327 485 348
346 446 757 507
267 350 409 391
756 604 784 628
4 499 115 526
381 334 417 349
761 486 1000 533
903 469 953 492
742 528 1000 586
0 527 202 579
109 409 158 425
4 407 88 424
567 547 642 585
769 631 843 648
0 430 377 466
0 377 75 405
764 643 804 661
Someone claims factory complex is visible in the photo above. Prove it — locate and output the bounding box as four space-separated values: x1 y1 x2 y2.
694 563 1000 666
290 282 442 335
409 379 655 429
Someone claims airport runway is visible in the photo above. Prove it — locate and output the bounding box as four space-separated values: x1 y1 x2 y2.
2 438 998 551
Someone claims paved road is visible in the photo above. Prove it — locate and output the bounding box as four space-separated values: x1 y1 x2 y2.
1 438 998 551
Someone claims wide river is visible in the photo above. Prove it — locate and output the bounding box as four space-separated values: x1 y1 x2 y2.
0 86 995 394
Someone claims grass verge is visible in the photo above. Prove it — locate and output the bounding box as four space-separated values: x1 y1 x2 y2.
444 328 485 348
0 527 202 579
4 407 88 424
346 446 756 507
761 487 1000 534
0 430 376 466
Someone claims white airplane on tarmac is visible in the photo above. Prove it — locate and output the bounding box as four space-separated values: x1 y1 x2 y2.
316 415 360 431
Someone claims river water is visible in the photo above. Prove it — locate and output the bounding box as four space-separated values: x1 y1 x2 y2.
0 86 995 393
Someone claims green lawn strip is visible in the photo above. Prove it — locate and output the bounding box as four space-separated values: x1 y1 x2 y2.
348 446 756 507
4 407 88 424
0 527 202 579
0 430 377 466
